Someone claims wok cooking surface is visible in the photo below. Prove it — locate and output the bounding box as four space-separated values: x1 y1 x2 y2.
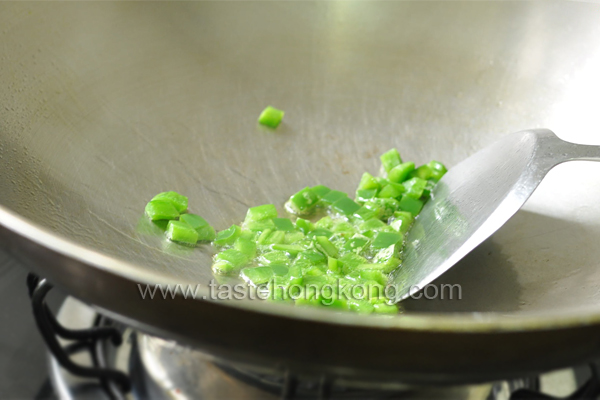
2 1 600 383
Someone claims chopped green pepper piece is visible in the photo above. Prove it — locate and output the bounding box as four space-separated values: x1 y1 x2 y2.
243 219 276 232
165 220 198 246
327 257 342 273
271 264 289 276
257 229 273 245
340 253 368 273
428 160 448 182
145 200 180 221
315 236 339 258
353 204 381 221
402 177 428 199
356 261 399 274
371 232 403 248
357 172 380 190
356 189 377 203
214 248 249 269
380 149 402 174
271 244 306 256
390 211 414 234
358 269 388 286
297 250 327 265
245 204 277 223
359 218 388 232
315 216 333 229
259 250 291 266
272 217 295 231
377 182 405 199
151 191 188 213
214 224 242 247
399 196 424 216
307 228 333 238
196 225 217 241
331 221 355 234
180 213 216 241
368 250 402 273
388 162 416 183
304 265 325 276
422 179 436 199
212 261 238 275
234 237 257 258
331 197 361 216
311 185 332 198
409 164 434 180
287 187 319 214
241 266 274 284
258 106 284 128
365 198 401 220
284 231 305 244
320 190 347 205
258 230 285 245
295 218 314 234
343 236 370 253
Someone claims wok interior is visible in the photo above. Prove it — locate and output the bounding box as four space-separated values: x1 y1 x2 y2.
1 2 600 317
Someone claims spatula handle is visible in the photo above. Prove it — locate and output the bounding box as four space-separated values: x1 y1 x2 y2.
562 142 600 162
538 131 600 167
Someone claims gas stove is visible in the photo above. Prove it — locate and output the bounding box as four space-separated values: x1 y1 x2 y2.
45 296 599 400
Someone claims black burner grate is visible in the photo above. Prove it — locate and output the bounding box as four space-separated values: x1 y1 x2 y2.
28 273 600 400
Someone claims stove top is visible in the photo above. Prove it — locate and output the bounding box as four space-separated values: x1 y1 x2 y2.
0 250 62 400
47 297 599 400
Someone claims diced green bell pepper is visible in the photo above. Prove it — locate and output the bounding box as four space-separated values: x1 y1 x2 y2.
272 217 295 231
428 160 448 182
241 266 274 284
311 185 332 198
179 213 216 241
165 220 198 245
377 182 405 199
409 164 434 180
380 149 402 174
371 232 403 248
332 197 361 216
245 204 277 222
320 190 347 205
295 218 314 234
399 196 424 216
258 106 284 128
145 200 180 221
355 189 377 203
402 177 428 199
315 236 340 258
287 187 319 214
357 172 380 190
388 162 416 183
214 224 242 247
151 191 188 213
389 211 414 234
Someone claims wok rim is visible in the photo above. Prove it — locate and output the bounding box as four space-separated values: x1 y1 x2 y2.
2 203 599 334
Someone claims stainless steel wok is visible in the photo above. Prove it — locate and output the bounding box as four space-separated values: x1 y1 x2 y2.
2 1 600 384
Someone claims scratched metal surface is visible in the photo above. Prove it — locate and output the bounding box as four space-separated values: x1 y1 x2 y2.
1 1 600 318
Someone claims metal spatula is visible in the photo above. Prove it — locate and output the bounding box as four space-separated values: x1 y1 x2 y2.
389 129 600 302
